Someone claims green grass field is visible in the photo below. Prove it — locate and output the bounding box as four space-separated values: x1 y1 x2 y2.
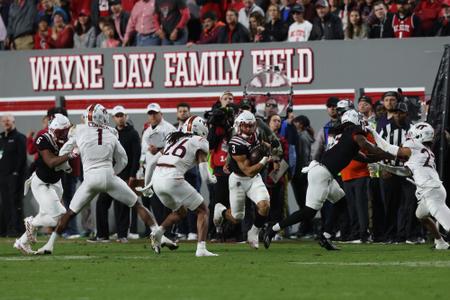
1 238 450 300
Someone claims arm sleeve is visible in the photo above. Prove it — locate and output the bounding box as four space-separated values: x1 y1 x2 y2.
27 135 37 155
176 7 190 30
124 7 138 42
113 138 128 175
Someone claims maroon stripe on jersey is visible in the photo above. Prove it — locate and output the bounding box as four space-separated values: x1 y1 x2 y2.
87 104 96 122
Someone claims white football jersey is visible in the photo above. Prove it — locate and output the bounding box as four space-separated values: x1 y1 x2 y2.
60 123 127 174
141 119 176 161
157 135 209 175
403 139 441 188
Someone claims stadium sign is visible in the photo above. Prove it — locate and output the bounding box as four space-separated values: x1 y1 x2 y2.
28 48 314 92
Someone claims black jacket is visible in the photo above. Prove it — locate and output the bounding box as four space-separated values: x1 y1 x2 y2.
0 128 27 177
116 124 141 180
309 13 344 40
263 19 288 42
217 23 250 43
368 12 394 39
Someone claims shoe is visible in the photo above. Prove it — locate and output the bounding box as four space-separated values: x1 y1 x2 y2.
161 235 179 251
213 203 226 227
247 227 260 250
318 233 340 251
64 234 81 240
150 231 162 254
263 227 276 249
187 233 198 241
24 217 37 244
87 237 110 243
175 233 187 241
195 248 219 257
13 239 35 255
35 245 53 255
128 233 140 240
116 237 128 243
434 241 449 250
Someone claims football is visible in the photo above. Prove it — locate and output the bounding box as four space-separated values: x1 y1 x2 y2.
248 144 270 165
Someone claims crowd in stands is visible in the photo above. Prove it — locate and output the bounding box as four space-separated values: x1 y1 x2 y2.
1 91 442 245
0 0 449 50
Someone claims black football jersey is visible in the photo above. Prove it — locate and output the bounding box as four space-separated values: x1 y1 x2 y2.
35 133 64 184
320 124 366 176
228 134 260 177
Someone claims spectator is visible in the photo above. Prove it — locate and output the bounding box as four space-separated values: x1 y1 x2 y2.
0 0 8 50
359 0 375 22
249 10 266 41
193 11 224 44
238 0 264 29
358 95 376 128
263 4 288 42
392 0 422 38
37 0 55 26
301 0 318 22
280 0 296 24
6 0 37 50
368 0 394 38
311 97 340 161
197 0 224 21
124 0 159 46
291 115 315 237
70 0 92 21
55 0 71 23
100 21 120 47
34 16 52 49
95 17 111 47
90 105 141 243
154 0 191 45
374 99 386 121
287 4 313 42
225 0 246 13
309 0 345 40
414 0 442 36
217 9 250 43
345 9 368 39
73 9 96 48
48 9 74 48
431 0 450 36
0 114 26 237
110 0 131 45
91 0 112 32
266 114 290 238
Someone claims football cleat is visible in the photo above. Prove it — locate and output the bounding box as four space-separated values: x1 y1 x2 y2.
150 232 161 254
161 235 179 251
263 228 276 249
247 227 260 250
434 242 450 250
213 203 226 227
35 245 53 255
318 233 340 251
13 239 35 255
24 216 37 244
195 248 219 257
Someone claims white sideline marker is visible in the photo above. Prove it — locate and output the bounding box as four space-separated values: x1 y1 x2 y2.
289 261 450 268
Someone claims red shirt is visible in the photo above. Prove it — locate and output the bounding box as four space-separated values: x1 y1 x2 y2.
415 0 442 33
340 133 374 181
392 14 416 38
48 26 74 48
122 0 139 13
34 29 52 49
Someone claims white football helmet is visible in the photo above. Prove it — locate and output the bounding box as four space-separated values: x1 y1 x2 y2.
337 99 354 116
49 113 71 144
341 109 361 126
85 104 109 125
407 122 434 143
234 110 256 137
182 116 209 138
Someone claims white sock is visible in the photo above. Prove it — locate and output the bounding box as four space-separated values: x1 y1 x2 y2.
150 225 159 233
19 233 28 244
197 241 206 250
272 223 281 232
46 232 58 248
323 232 332 239
250 225 260 234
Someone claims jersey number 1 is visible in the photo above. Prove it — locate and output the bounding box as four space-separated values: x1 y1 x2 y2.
97 128 103 145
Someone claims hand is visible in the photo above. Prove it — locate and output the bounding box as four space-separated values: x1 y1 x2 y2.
170 28 178 41
149 145 159 155
208 174 217 184
186 41 194 47
128 177 135 187
51 31 58 41
273 160 280 171
122 39 129 47
68 148 79 159
223 163 230 175
27 130 35 139
257 26 265 33
156 29 165 40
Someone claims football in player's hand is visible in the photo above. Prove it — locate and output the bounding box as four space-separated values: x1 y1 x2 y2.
249 144 270 165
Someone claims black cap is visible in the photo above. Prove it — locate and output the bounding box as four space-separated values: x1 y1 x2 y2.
315 0 329 8
203 11 217 21
239 99 252 109
291 4 305 13
358 95 373 106
382 91 400 101
326 96 339 107
394 102 408 113
109 0 122 5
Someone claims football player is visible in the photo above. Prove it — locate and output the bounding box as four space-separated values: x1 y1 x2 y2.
37 104 174 254
150 116 219 256
14 114 75 254
213 110 272 249
368 122 450 250
264 110 391 250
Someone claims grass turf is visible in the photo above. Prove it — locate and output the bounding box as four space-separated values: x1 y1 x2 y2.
1 238 450 300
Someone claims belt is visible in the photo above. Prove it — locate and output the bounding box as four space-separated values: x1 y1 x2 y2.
157 163 175 168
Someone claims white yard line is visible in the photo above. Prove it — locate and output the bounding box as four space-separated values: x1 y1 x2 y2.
289 261 450 268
